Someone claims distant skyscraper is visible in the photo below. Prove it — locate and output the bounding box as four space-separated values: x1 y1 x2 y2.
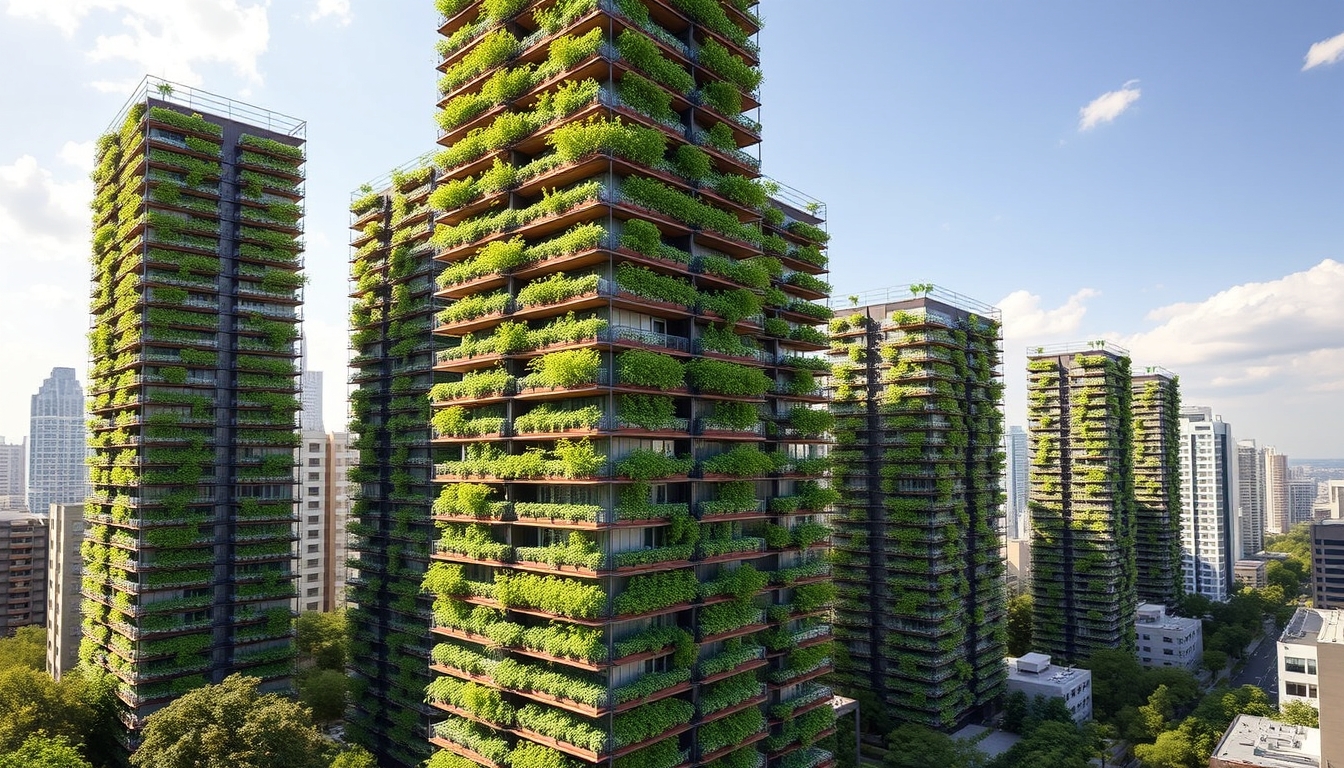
1289 480 1318 528
1265 448 1290 534
1177 407 1237 601
1004 425 1029 539
1027 342 1137 662
0 437 25 503
300 369 324 432
1132 370 1182 605
29 367 88 518
1237 440 1266 556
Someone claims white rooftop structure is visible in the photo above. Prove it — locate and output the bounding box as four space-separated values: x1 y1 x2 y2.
1136 602 1203 672
1211 715 1318 768
1005 653 1092 723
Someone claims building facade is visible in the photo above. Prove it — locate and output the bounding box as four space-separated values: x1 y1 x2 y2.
0 437 25 504
300 369 324 432
1132 370 1181 605
0 511 47 634
1311 520 1344 609
1026 343 1136 662
1177 407 1237 602
83 79 304 728
347 4 838 767
829 289 1006 731
325 431 355 610
29 367 89 518
1237 440 1266 557
1235 560 1268 589
1289 480 1318 529
1005 653 1092 723
1264 448 1289 535
1004 425 1029 540
295 429 356 613
47 503 83 679
1135 603 1202 672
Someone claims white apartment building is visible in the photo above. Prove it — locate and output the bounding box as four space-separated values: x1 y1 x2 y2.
1277 607 1337 708
28 368 88 519
1178 407 1237 601
1002 425 1028 540
1264 448 1289 535
1135 603 1203 672
1005 653 1092 723
1237 439 1266 556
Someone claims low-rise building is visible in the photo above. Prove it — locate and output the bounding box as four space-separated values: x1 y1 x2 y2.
1135 603 1203 672
1235 560 1268 589
1210 715 1319 768
1277 607 1338 708
1005 652 1092 723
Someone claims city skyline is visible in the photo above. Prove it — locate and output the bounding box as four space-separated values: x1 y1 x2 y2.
0 3 1341 453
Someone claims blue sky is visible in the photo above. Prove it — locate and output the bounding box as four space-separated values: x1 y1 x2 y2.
0 1 1340 453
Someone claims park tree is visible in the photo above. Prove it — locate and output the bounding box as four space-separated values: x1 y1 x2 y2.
0 734 92 768
0 626 45 670
1138 685 1177 740
295 611 350 671
131 674 335 768
1277 700 1319 728
988 720 1095 768
884 724 984 768
329 746 377 768
1132 725 1203 768
299 668 349 725
0 666 96 754
1200 650 1229 675
1006 594 1033 657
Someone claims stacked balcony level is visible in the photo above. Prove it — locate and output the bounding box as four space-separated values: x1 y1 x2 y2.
84 84 305 730
415 3 838 768
346 160 444 767
826 292 1006 731
1026 344 1136 663
1131 370 1181 606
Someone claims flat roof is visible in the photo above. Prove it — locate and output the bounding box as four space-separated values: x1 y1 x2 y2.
1211 715 1318 768
1281 607 1326 647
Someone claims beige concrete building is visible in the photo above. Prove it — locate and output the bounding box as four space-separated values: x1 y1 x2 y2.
45 503 82 679
1235 559 1268 589
1005 538 1030 596
295 430 357 613
0 510 46 633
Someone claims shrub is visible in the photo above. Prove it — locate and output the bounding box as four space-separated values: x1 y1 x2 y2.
525 348 601 388
513 403 602 433
616 449 693 480
685 359 771 396
701 445 775 477
617 394 677 430
616 350 685 389
516 271 600 307
616 30 695 93
672 144 712 181
614 570 699 615
548 116 667 166
616 263 698 306
619 71 678 125
704 401 758 430
700 80 743 116
697 39 763 92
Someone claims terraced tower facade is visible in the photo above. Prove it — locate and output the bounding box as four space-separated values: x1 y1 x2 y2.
345 3 839 768
84 79 306 730
827 289 1007 731
1026 343 1136 663
1131 369 1181 606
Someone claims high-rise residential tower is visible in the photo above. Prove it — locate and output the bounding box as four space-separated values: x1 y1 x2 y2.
29 367 89 518
1177 407 1237 601
1026 342 1136 662
47 503 84 679
1237 439 1266 557
1131 369 1181 605
0 437 26 507
0 510 47 634
346 3 837 767
828 288 1007 731
1289 480 1318 529
83 79 305 729
1004 426 1029 540
300 369 325 432
1265 448 1289 534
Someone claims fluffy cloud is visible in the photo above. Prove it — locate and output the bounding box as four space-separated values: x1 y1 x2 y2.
998 287 1100 341
1078 80 1142 131
1303 30 1344 71
309 0 351 24
0 154 91 263
6 0 269 90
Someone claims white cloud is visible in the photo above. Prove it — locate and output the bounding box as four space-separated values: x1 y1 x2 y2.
6 0 270 88
0 154 91 263
1303 30 1344 71
1078 80 1141 131
58 140 95 173
998 288 1100 341
309 0 350 24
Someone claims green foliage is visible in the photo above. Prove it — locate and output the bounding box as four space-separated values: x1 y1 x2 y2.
548 116 667 166
616 263 698 306
1277 700 1319 728
514 403 602 433
494 572 606 619
430 367 514 401
297 668 347 725
524 348 601 388
620 219 690 263
0 734 92 768
699 287 763 324
148 107 222 136
516 271 600 307
616 30 694 93
614 571 699 615
612 698 695 748
884 725 984 768
622 175 761 245
0 626 44 670
616 349 685 389
686 358 771 396
672 144 712 181
440 29 522 93
704 401 758 431
130 674 334 768
617 394 677 429
697 708 765 755
699 255 770 289
619 72 678 125
787 407 834 435
697 38 763 92
700 80 744 116
511 743 581 768
295 610 348 670
1006 594 1033 658
616 449 693 480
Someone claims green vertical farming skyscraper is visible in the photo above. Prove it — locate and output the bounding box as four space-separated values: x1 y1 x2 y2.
345 2 840 768
1131 368 1181 606
1025 342 1136 663
84 78 306 730
827 288 1007 731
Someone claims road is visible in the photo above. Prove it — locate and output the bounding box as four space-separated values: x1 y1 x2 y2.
1230 622 1279 704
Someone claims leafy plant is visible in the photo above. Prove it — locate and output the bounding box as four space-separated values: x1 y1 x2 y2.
616 350 685 389
524 348 601 389
613 570 699 615
685 359 770 396
616 449 693 480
